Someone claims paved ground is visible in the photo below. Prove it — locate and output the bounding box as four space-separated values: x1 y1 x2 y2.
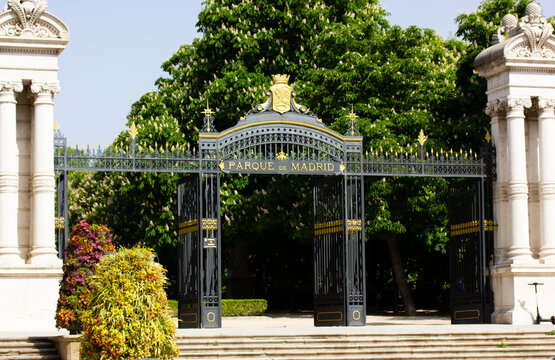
221 311 450 328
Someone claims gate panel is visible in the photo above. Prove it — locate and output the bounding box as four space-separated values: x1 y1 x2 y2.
345 176 366 326
177 175 201 328
200 174 222 328
448 178 493 324
313 177 346 326
55 172 68 259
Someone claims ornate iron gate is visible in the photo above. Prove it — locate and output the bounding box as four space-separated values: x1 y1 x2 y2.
54 75 496 328
312 175 366 326
448 178 494 324
177 174 222 328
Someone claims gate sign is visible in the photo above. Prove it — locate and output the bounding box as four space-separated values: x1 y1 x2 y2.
219 159 345 175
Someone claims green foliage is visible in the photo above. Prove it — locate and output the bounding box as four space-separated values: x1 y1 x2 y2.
68 0 523 310
222 299 268 316
80 247 178 360
55 221 114 334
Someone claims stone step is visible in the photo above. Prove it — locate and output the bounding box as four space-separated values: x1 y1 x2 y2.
175 331 555 360
0 338 60 360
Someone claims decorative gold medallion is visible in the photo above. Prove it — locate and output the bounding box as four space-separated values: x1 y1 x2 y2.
270 74 293 114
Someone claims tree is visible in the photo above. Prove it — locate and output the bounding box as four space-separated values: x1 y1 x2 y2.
71 0 499 312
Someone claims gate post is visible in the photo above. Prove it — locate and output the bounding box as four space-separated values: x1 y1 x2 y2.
344 175 366 326
199 173 222 328
475 3 555 323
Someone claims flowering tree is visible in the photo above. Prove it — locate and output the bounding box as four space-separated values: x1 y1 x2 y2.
67 0 532 311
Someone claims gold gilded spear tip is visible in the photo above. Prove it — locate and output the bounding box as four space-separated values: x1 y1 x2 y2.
129 122 138 139
485 130 492 143
418 129 427 146
54 119 60 132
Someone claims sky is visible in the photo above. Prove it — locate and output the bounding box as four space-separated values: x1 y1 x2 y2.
46 0 555 148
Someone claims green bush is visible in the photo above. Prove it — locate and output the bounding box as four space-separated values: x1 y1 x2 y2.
222 299 268 316
80 247 178 360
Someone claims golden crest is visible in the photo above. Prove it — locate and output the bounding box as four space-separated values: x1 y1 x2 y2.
270 74 293 114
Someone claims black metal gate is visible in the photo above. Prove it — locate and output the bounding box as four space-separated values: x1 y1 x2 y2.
177 174 221 328
55 172 68 259
177 175 201 328
448 178 493 324
313 176 366 326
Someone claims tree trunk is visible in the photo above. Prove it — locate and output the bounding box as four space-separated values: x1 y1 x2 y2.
386 233 416 315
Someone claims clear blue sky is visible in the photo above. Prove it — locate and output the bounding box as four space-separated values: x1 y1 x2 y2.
47 1 555 148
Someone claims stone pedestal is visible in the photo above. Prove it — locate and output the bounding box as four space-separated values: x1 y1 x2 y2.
490 265 555 324
0 266 63 331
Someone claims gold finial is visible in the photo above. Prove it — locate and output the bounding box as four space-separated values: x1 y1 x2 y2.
129 122 138 139
339 163 345 173
276 151 288 160
202 99 215 117
54 120 60 132
347 104 359 136
485 130 492 143
418 129 428 146
219 161 225 171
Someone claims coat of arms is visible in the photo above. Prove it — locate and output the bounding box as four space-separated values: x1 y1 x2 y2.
269 74 293 114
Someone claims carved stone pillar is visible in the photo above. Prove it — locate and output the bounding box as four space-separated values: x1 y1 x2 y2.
538 98 555 263
486 99 509 264
505 96 533 263
0 81 23 265
28 82 60 265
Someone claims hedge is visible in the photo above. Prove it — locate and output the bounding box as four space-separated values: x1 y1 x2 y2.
222 299 268 316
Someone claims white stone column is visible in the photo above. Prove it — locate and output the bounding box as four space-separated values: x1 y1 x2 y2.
538 98 555 263
487 100 509 264
28 82 60 266
505 96 534 263
0 81 23 265
526 109 540 258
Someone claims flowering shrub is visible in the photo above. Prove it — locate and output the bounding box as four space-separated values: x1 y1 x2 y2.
55 220 114 334
80 247 179 360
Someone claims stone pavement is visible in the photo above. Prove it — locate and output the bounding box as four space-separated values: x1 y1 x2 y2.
220 311 450 328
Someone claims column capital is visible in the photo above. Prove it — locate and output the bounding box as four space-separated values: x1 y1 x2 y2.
0 81 23 94
506 96 532 110
30 81 60 97
537 98 555 111
486 99 507 116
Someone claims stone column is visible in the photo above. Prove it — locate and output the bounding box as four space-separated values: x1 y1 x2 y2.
538 98 555 263
526 108 540 258
486 99 509 264
505 96 533 263
0 81 23 265
28 82 60 265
